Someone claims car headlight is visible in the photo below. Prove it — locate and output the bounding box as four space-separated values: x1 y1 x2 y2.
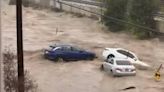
45 51 49 54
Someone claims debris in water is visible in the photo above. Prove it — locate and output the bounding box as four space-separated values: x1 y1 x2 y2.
122 86 136 91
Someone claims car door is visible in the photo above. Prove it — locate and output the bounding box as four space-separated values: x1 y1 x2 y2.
104 59 114 71
61 46 75 60
48 47 61 59
69 47 85 60
70 48 81 60
76 50 88 60
65 46 83 60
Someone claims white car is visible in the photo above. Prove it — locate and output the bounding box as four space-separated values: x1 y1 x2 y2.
102 48 150 68
101 58 136 76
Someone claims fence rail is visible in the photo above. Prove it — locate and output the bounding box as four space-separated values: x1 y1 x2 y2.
62 0 105 7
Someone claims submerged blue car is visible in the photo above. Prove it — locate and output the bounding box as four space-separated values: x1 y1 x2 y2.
44 44 96 61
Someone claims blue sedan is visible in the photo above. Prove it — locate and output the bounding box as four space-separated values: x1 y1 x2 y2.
44 44 96 61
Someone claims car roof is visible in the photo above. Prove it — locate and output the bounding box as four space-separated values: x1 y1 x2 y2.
105 48 125 50
50 44 73 48
110 58 130 61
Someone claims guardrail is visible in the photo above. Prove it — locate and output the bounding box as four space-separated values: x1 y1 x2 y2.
61 0 105 7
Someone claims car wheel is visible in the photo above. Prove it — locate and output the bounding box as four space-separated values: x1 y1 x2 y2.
107 54 115 59
100 64 104 71
55 57 64 62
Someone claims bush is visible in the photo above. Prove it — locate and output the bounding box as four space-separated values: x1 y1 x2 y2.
9 0 16 5
128 0 159 39
9 0 30 7
102 0 128 32
3 48 38 92
102 0 159 39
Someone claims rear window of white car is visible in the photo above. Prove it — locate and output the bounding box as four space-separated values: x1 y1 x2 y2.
116 60 131 65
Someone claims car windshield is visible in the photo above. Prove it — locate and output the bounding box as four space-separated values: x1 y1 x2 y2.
116 60 132 65
52 47 61 51
46 46 55 51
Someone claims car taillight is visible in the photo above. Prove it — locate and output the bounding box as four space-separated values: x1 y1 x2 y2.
116 68 122 71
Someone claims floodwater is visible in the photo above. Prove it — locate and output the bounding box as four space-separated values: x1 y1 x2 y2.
2 1 164 92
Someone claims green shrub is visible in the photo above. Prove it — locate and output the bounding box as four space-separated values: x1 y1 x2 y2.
9 0 30 7
102 0 159 39
128 0 159 39
102 0 128 32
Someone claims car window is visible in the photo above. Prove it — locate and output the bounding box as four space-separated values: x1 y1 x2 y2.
127 52 135 58
116 60 131 65
71 47 79 51
117 50 135 58
107 59 114 64
61 46 71 51
71 47 83 51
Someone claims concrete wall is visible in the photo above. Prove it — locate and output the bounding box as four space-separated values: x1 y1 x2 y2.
27 0 53 8
24 0 101 18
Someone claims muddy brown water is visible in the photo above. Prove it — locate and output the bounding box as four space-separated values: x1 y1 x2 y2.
2 2 164 92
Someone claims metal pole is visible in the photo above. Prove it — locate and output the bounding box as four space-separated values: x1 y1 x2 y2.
16 0 25 92
0 0 2 92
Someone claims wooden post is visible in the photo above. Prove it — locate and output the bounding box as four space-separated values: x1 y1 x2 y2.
16 0 25 92
0 0 2 92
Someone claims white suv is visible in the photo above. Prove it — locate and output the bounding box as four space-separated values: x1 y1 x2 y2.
101 58 136 76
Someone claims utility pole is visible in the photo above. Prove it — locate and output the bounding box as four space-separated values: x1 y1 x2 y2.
16 0 25 92
0 0 2 92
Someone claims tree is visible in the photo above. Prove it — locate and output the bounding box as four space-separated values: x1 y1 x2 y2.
128 0 159 39
103 0 128 32
9 0 16 5
9 0 30 7
102 0 159 39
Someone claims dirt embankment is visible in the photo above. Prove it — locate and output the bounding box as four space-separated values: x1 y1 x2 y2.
2 3 164 92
